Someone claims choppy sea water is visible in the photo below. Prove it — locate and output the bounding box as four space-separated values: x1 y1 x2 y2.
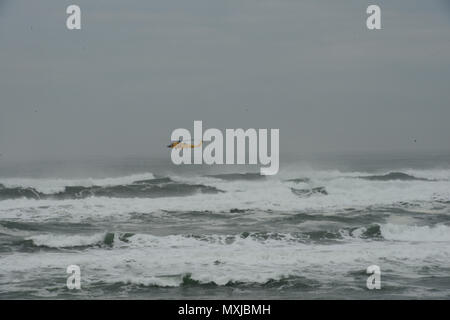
0 154 450 299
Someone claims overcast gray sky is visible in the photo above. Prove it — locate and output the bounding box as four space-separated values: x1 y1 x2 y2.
1 0 450 162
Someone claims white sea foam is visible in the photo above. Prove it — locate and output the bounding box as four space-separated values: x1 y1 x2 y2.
21 222 449 251
1 228 450 289
0 168 449 228
380 223 450 242
1 171 449 222
1 168 449 298
26 233 107 247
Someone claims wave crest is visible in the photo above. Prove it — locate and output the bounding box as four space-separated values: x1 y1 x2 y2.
0 178 223 200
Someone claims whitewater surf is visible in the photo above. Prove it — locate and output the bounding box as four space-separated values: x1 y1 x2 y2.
1 156 450 299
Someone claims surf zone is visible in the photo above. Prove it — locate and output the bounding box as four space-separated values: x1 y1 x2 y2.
170 121 279 175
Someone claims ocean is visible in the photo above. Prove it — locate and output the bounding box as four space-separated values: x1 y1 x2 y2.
0 152 449 299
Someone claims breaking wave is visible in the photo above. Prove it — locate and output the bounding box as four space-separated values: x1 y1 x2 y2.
0 176 223 200
2 166 450 298
0 173 156 194
3 223 450 290
380 223 450 242
11 223 448 252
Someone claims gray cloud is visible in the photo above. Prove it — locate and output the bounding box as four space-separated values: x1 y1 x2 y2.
1 0 450 162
